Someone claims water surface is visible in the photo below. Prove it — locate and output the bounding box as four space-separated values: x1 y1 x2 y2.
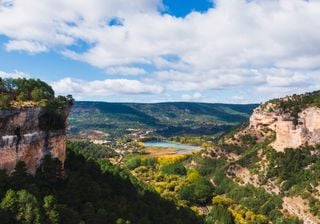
144 141 201 154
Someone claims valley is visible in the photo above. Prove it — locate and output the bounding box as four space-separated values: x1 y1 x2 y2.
1 78 320 224
67 91 320 224
2 1 320 223
69 101 256 139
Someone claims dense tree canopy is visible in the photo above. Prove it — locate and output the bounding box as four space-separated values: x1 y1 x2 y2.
0 149 203 224
0 78 73 109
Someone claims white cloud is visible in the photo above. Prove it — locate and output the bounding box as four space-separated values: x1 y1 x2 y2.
1 0 320 70
1 0 320 102
154 69 265 91
276 55 320 70
0 70 29 78
52 77 163 99
106 66 146 75
5 40 47 53
231 96 248 104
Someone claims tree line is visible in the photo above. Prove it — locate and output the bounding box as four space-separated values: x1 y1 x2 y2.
0 78 73 109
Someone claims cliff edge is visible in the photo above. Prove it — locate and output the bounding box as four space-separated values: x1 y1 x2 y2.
0 77 72 174
248 92 320 151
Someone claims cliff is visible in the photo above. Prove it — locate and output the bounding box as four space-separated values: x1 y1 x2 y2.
0 106 70 174
249 103 320 151
223 93 320 223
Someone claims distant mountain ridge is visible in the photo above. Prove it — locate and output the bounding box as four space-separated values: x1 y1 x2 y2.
69 101 258 138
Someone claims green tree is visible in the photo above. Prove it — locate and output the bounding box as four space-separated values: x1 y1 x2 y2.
160 163 186 175
179 179 214 204
125 157 141 170
43 195 59 224
17 92 30 101
116 218 131 224
10 161 32 190
36 156 63 186
206 204 234 224
0 93 11 108
31 88 44 102
0 189 41 224
0 77 5 91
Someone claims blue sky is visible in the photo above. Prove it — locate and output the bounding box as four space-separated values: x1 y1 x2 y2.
0 0 320 103
162 0 214 17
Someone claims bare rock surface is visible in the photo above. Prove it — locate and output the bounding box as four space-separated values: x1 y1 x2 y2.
249 105 320 151
0 107 69 174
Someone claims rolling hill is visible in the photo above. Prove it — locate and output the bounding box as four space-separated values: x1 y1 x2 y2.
69 101 257 138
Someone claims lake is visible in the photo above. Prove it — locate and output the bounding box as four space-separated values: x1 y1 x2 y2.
143 141 201 154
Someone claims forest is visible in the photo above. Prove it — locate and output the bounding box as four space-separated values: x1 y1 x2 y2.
69 101 256 138
0 146 203 224
67 139 302 224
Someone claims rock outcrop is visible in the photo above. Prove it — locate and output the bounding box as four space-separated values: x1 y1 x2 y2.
249 104 320 151
0 106 70 174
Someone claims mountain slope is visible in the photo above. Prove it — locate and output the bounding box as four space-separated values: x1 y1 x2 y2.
0 149 204 224
205 90 320 223
122 90 320 223
69 101 257 138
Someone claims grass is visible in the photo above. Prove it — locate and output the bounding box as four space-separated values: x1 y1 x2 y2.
144 146 180 157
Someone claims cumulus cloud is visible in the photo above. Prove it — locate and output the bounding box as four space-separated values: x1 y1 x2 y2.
0 70 29 78
52 77 163 99
155 69 265 91
105 67 147 75
1 0 320 102
5 40 47 53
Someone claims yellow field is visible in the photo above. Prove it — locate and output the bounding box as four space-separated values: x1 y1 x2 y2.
144 146 179 157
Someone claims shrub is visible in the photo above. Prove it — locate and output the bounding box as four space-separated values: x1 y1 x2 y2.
179 179 214 204
125 157 142 170
0 94 11 108
160 163 186 175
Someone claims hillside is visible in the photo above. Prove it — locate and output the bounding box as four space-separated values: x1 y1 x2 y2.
0 149 203 224
2 78 319 223
110 90 320 224
199 90 320 223
69 101 257 138
0 79 203 224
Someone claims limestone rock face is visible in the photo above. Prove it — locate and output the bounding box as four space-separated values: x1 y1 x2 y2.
249 105 320 151
0 107 69 174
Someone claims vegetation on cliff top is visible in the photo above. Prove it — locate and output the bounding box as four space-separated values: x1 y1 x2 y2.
263 90 320 113
0 78 73 109
0 78 74 130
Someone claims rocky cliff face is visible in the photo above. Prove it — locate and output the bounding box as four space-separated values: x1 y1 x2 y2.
249 104 320 151
0 106 69 174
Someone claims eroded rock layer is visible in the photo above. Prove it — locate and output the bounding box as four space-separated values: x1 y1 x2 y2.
249 105 320 151
0 107 69 174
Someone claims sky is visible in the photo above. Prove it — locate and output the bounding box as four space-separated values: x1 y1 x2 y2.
0 0 320 103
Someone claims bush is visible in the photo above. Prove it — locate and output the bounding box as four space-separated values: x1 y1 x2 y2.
160 163 187 175
206 204 234 224
142 157 157 168
179 179 214 204
0 94 11 108
125 157 142 170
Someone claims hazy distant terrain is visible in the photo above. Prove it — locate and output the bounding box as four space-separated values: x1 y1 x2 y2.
69 101 257 138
